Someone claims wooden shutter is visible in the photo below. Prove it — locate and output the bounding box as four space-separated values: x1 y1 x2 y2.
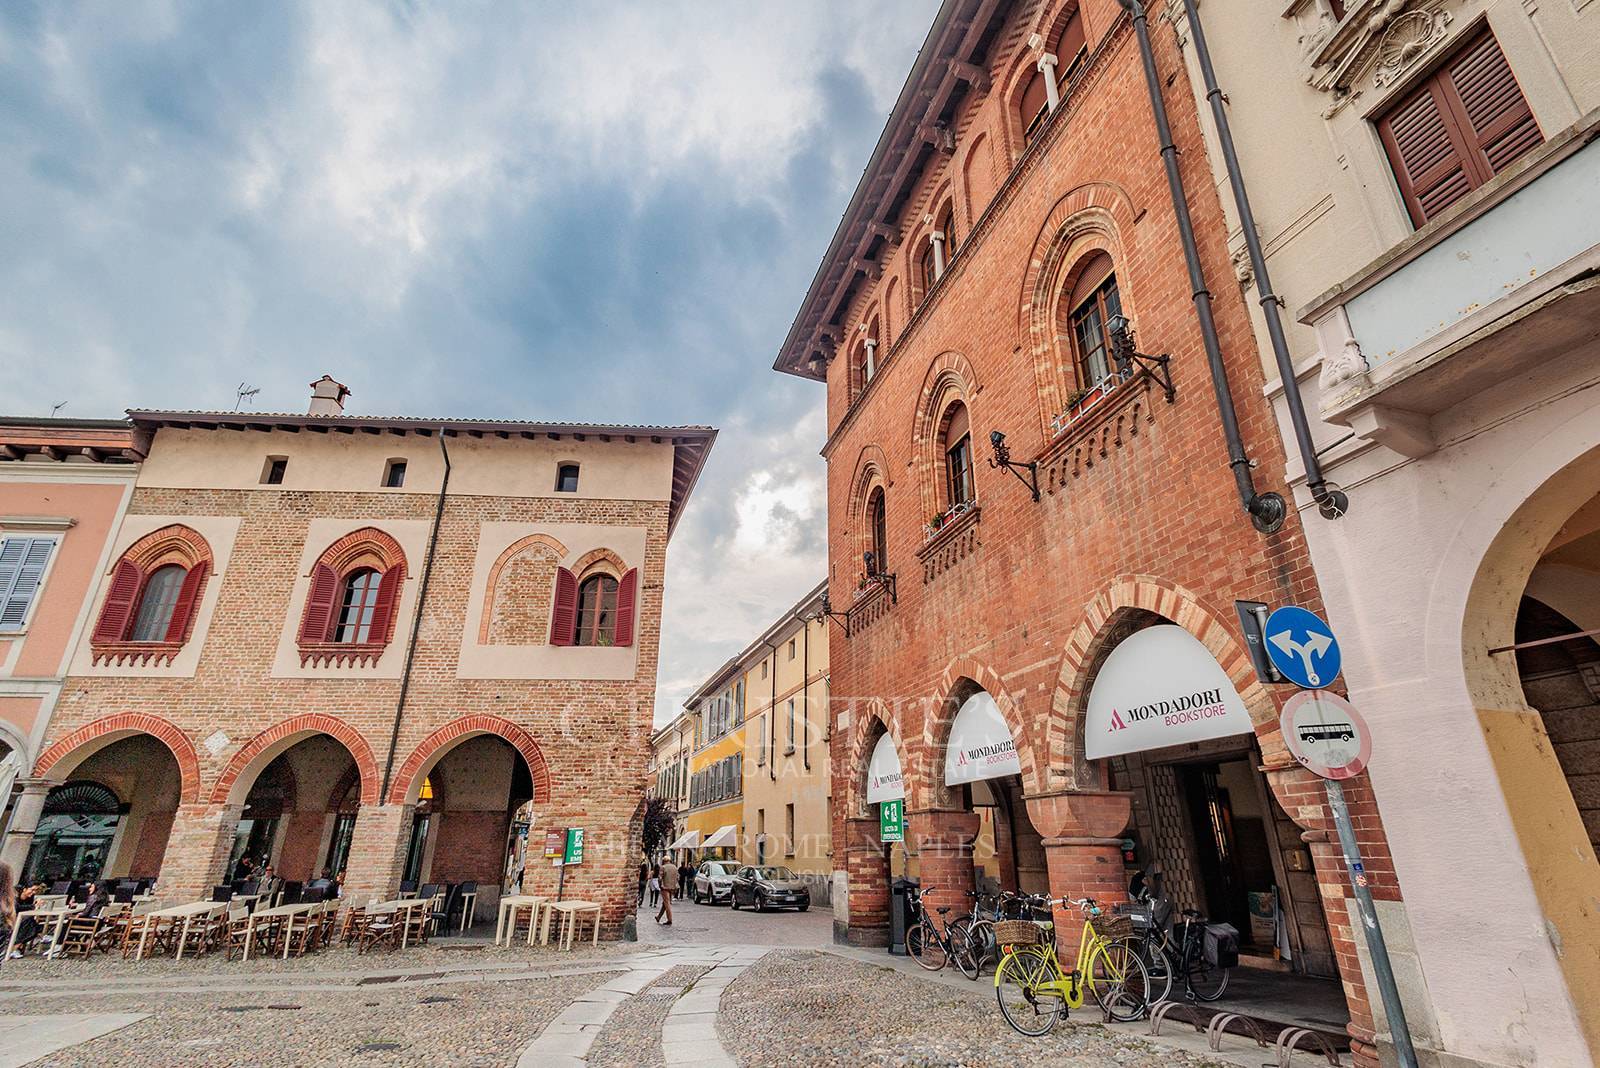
0 538 54 631
371 562 405 644
93 559 144 643
1057 11 1087 82
298 563 340 644
550 566 578 646
614 567 638 648
165 561 209 642
1378 30 1540 226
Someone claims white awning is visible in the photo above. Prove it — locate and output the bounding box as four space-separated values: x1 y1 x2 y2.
944 691 1022 786
702 824 739 849
1085 624 1253 760
866 733 906 803
665 829 701 851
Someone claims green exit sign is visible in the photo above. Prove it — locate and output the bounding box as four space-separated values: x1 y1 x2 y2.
564 827 585 865
880 799 904 843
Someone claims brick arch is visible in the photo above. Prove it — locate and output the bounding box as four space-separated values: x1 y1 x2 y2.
210 714 380 806
1048 575 1280 790
479 533 569 645
910 352 979 522
847 444 892 570
387 714 551 807
34 713 202 805
846 698 909 819
1016 185 1141 436
998 0 1093 160
918 655 1044 807
121 524 213 572
315 526 406 576
570 547 627 580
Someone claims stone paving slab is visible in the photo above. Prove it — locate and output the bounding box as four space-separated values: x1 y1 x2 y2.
0 1014 147 1068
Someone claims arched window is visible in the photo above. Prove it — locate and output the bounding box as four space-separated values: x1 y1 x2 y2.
1068 253 1122 389
943 402 974 509
936 202 957 260
297 528 407 666
919 242 938 304
1020 10 1087 146
1020 67 1050 144
868 486 889 571
91 525 213 665
549 555 639 648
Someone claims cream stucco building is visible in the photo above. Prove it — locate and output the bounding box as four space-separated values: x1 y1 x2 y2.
1166 0 1600 1063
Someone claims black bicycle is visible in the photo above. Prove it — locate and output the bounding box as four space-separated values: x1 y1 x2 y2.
906 886 981 979
1124 870 1230 1004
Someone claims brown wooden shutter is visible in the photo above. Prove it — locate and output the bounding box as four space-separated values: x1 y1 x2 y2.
93 560 144 643
550 566 578 646
371 562 405 644
166 561 209 643
614 568 638 648
299 562 340 644
1378 30 1540 226
1057 11 1087 81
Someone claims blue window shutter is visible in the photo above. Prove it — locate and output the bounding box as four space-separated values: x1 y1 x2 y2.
0 537 56 632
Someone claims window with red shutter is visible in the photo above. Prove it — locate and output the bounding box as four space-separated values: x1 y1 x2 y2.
1377 29 1542 227
299 562 341 646
296 529 408 666
167 561 209 643
90 525 214 666
93 560 144 644
613 568 638 648
550 566 578 646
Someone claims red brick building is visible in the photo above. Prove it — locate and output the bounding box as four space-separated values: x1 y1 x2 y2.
775 1 1400 1061
12 379 713 937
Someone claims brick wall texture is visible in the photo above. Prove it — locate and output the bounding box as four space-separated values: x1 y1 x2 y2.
812 2 1400 1063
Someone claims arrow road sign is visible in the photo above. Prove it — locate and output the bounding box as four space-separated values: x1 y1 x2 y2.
1263 605 1342 689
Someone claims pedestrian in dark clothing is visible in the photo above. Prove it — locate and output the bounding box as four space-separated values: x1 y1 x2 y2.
648 864 660 908
678 859 693 900
637 861 648 908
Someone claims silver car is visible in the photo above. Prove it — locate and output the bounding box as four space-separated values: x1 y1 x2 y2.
693 860 736 904
729 865 811 911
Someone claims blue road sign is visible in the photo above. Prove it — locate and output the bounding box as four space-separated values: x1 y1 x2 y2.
1264 606 1342 689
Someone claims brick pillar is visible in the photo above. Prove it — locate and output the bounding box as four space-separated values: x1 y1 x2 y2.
0 778 51 875
910 808 981 931
156 803 242 902
838 816 889 946
1026 789 1133 959
341 803 412 906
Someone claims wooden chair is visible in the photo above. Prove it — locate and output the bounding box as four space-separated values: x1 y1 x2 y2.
173 914 213 958
318 902 340 947
357 907 402 954
283 902 322 957
121 903 168 959
59 913 105 958
222 905 252 960
340 902 373 945
403 903 431 947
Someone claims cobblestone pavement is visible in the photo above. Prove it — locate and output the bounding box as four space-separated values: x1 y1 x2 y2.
717 951 1227 1068
584 963 714 1068
635 894 833 948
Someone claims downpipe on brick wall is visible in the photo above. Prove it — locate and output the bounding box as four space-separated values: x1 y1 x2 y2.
379 430 451 802
1116 0 1287 535
1178 0 1348 520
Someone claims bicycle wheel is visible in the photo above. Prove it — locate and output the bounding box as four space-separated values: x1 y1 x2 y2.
906 920 947 971
1186 955 1230 1002
1136 935 1173 1005
1088 938 1152 1022
948 924 981 980
956 918 997 975
995 947 1063 1036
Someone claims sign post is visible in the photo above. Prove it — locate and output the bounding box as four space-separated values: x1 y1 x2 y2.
554 827 584 902
879 798 904 843
1281 689 1418 1068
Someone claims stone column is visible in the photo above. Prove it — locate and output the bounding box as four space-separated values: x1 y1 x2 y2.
863 338 878 381
340 803 413 906
0 778 52 874
1026 789 1132 958
838 816 889 947
929 232 948 280
156 803 242 902
910 808 980 931
1037 52 1061 111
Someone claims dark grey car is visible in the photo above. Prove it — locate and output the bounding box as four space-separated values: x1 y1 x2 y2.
729 865 811 911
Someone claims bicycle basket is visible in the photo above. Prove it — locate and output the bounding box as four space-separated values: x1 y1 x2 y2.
1095 914 1136 940
992 920 1045 946
1112 902 1153 930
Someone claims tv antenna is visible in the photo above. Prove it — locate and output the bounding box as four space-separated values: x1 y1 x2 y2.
50 400 68 418
234 383 261 411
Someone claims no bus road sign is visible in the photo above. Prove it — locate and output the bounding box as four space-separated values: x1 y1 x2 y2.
1280 690 1371 780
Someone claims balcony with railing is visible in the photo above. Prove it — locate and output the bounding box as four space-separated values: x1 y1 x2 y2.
1303 112 1600 457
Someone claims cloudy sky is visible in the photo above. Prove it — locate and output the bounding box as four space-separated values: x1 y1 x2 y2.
0 1 939 725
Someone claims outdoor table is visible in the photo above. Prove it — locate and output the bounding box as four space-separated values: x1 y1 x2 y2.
138 900 225 960
457 887 479 933
4 903 83 960
493 894 544 946
231 892 265 913
242 901 315 961
370 898 430 949
547 900 601 951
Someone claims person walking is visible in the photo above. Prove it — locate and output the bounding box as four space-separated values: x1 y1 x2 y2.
648 864 661 909
678 857 693 900
637 860 648 909
656 861 678 926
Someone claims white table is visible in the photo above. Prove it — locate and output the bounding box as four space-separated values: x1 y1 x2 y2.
242 901 315 960
137 900 225 960
457 888 478 933
370 899 430 949
495 894 545 946
4 903 82 960
547 900 602 950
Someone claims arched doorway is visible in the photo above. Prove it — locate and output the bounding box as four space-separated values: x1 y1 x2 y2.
225 733 361 886
24 734 182 885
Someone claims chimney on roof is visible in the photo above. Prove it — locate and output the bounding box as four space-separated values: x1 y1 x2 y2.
308 375 350 417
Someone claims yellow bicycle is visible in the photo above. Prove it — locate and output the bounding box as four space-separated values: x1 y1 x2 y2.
992 896 1152 1035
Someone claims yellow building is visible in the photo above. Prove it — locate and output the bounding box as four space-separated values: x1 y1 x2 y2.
680 663 746 860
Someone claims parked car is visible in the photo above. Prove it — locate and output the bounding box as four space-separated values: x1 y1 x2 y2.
728 865 810 912
693 860 737 904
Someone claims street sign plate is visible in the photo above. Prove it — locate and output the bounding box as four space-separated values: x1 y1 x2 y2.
880 799 904 843
563 827 585 865
1280 689 1370 780
1264 606 1342 689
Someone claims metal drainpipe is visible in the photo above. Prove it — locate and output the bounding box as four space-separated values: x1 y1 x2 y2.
801 614 811 772
379 430 451 802
1179 0 1349 519
761 641 778 781
1116 0 1286 534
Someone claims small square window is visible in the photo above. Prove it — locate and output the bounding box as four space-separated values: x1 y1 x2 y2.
555 464 580 493
383 459 407 488
262 457 287 485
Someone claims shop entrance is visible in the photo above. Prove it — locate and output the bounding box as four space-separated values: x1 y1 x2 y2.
1179 757 1289 957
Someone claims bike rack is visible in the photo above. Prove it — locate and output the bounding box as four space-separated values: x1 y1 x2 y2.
1148 1002 1344 1066
1205 1011 1269 1052
1148 1000 1208 1036
1274 1026 1343 1066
